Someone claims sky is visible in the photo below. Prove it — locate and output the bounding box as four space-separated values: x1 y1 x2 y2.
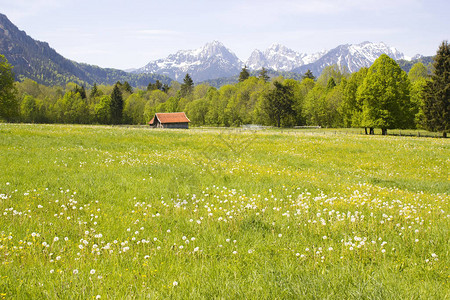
1 0 449 70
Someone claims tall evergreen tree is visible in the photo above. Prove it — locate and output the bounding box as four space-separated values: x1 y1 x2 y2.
258 67 270 82
110 83 124 124
123 81 133 94
423 41 450 137
302 69 315 81
264 81 295 127
72 85 87 99
180 73 194 97
0 54 18 121
89 83 100 99
326 78 336 90
155 80 163 91
238 66 250 82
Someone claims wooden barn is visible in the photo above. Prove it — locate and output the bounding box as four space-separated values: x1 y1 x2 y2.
148 112 191 129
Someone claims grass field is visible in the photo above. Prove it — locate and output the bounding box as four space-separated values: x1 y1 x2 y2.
0 124 449 299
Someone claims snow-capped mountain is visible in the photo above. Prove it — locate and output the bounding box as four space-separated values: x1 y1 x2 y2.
135 41 243 82
136 40 409 82
245 41 404 77
293 41 405 76
411 54 424 60
246 44 328 71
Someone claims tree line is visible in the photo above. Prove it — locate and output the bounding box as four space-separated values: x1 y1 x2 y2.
0 41 448 136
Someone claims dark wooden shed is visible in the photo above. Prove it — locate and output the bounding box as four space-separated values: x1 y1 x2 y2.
148 112 190 129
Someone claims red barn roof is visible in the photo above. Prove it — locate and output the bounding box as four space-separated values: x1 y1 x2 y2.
148 112 190 125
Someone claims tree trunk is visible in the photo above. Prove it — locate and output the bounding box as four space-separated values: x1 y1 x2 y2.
444 132 447 138
381 128 387 135
364 127 368 135
277 115 281 128
369 128 374 135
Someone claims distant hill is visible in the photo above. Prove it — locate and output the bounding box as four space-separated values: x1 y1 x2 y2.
0 13 171 87
200 70 303 88
397 56 434 73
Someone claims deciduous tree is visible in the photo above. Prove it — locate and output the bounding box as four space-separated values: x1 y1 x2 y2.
357 54 413 135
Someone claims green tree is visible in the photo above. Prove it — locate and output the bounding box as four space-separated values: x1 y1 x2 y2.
410 78 427 128
94 95 111 124
238 66 250 82
20 95 38 123
317 65 348 87
89 83 102 99
340 67 368 128
53 91 89 124
408 62 429 129
123 93 146 124
0 54 18 121
110 83 124 124
258 67 270 82
302 69 315 81
303 85 326 126
326 77 336 90
422 41 450 137
180 73 194 97
292 78 315 126
147 80 164 92
408 62 428 83
73 85 87 99
123 81 133 94
264 81 294 127
185 98 209 126
357 54 413 135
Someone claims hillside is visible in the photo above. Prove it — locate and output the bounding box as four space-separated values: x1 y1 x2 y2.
0 13 171 87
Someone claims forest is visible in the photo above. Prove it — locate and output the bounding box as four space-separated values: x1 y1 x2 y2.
0 42 448 136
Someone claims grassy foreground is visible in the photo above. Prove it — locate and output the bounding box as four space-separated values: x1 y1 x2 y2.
0 124 448 299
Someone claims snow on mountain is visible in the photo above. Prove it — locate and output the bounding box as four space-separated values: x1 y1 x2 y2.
136 40 408 82
246 44 325 71
135 41 243 82
411 54 424 60
293 41 405 76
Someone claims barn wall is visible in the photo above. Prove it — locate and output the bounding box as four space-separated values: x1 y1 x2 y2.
163 123 189 129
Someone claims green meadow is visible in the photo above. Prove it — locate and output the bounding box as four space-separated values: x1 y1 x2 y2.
0 124 448 299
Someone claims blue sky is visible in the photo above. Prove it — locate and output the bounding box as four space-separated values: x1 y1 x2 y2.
1 0 449 70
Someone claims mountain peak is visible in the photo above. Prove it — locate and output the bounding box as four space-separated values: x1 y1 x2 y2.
137 41 243 82
247 44 317 71
206 40 224 47
293 41 405 75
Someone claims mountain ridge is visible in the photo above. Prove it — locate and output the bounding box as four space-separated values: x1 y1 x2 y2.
0 13 172 87
135 40 415 83
135 40 243 82
0 13 430 88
